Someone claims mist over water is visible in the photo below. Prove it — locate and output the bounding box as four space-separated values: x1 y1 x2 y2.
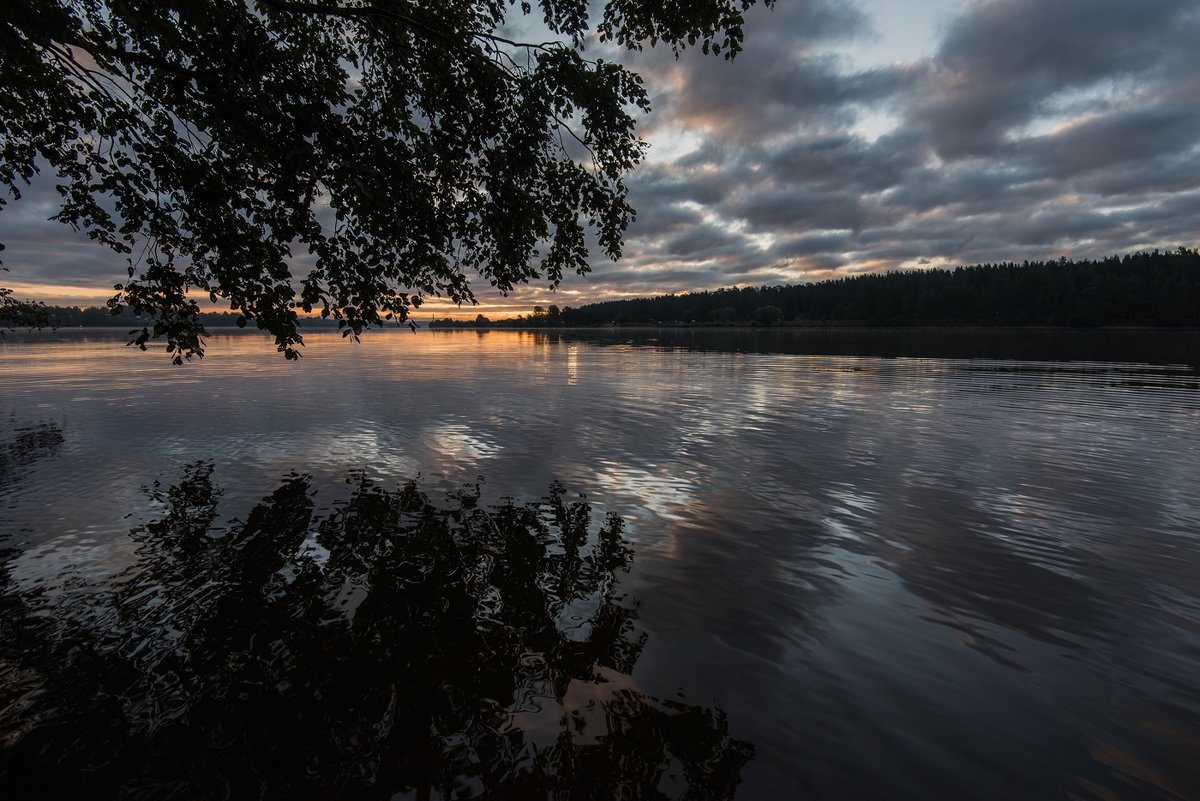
1 328 1199 800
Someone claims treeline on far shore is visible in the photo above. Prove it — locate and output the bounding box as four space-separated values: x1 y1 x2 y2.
433 248 1200 329
31 247 1200 332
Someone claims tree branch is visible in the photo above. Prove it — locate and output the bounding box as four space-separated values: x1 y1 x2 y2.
260 0 448 43
56 36 201 81
260 1 568 53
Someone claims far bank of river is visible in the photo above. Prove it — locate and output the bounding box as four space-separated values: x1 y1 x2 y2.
6 325 1199 370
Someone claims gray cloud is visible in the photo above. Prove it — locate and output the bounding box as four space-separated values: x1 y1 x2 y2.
1016 103 1200 185
906 0 1200 158
0 174 125 293
720 187 873 233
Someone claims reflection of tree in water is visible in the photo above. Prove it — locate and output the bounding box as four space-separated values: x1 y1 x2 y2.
0 463 752 799
0 420 64 489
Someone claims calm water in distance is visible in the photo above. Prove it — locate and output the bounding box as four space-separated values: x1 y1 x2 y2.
1 327 1199 800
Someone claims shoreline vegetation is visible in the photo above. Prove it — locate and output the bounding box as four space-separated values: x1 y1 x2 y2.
25 248 1200 332
449 248 1200 330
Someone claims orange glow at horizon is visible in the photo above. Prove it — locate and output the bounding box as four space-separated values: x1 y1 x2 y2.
3 282 116 304
9 271 883 322
4 281 738 322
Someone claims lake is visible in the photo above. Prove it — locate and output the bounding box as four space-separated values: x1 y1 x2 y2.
1 327 1199 800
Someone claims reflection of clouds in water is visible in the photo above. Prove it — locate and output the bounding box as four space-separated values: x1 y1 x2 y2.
431 422 501 463
566 345 578 386
820 483 880 548
318 429 421 476
591 459 697 546
325 432 423 479
9 533 139 590
827 483 878 517
147 429 422 480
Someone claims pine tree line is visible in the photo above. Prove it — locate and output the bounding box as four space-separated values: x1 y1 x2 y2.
543 249 1200 328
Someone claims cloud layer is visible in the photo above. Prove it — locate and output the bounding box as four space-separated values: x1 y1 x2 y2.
604 0 1200 299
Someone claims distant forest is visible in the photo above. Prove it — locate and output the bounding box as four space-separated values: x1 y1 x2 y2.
436 248 1200 329
38 248 1200 331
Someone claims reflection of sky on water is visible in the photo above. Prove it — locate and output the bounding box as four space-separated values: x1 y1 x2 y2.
592 459 697 529
8 531 140 591
566 344 578 386
429 422 501 463
2 328 1200 800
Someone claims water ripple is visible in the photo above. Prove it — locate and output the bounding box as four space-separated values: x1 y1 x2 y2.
2 329 1198 800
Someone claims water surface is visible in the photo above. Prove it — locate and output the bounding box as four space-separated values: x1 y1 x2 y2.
1 328 1198 800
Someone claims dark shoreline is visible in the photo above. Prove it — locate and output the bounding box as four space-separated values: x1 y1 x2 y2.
6 325 1198 370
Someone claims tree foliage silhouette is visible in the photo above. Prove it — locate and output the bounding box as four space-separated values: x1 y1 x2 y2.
2 0 771 361
0 274 48 332
0 465 754 799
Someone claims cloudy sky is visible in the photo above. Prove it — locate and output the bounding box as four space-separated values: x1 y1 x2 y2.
3 0 1199 317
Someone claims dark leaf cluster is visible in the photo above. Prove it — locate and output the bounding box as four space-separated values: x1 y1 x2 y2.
0 268 49 331
1 0 769 361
